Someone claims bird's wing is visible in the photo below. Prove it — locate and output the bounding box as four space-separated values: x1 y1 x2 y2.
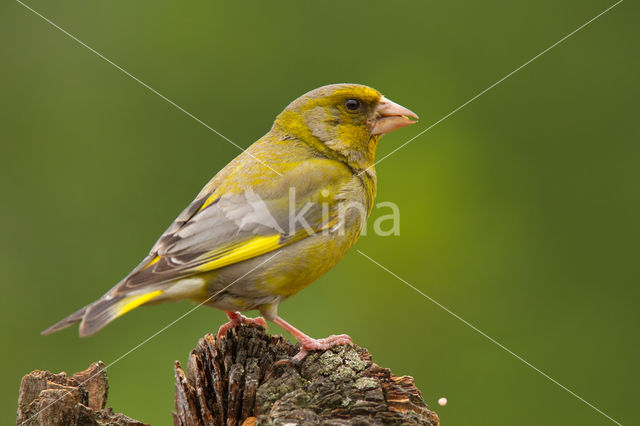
112 157 352 295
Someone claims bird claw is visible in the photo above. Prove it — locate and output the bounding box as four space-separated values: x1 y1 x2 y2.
216 313 267 342
292 334 354 362
273 358 292 367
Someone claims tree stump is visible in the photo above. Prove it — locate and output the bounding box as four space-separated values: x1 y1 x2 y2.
16 325 439 425
16 361 146 426
173 325 439 425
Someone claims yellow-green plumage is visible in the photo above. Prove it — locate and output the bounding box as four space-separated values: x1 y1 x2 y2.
42 84 417 340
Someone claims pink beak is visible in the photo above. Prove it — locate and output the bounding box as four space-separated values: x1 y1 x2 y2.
369 96 419 135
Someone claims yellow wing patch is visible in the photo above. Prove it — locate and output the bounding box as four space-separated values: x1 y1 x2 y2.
196 234 282 272
197 194 219 213
143 256 161 269
117 290 164 317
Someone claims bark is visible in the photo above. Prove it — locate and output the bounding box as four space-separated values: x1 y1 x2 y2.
16 325 439 425
16 361 146 426
173 325 439 426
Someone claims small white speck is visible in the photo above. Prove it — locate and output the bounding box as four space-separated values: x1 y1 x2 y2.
438 397 447 406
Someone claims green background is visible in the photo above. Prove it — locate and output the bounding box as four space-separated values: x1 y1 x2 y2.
1 1 637 424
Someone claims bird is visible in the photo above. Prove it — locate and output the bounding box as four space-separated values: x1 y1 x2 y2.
42 83 418 361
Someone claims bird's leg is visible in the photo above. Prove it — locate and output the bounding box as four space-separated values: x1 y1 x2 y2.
273 316 353 362
216 311 267 341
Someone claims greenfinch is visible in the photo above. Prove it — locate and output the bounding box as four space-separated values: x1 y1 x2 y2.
43 83 418 360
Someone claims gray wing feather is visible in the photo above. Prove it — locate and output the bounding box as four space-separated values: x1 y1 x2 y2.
114 190 293 292
111 161 346 295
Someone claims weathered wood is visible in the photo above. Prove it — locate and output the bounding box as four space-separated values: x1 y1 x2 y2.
16 361 146 426
17 326 439 425
173 325 439 425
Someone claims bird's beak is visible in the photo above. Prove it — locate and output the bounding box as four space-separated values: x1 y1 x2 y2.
369 96 419 135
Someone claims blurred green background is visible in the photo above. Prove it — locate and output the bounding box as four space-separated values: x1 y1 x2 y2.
1 0 638 424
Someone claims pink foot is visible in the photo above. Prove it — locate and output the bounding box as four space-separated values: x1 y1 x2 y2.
272 316 353 363
293 334 353 362
216 311 267 342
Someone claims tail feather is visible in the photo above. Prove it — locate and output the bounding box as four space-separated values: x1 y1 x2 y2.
42 290 164 337
79 290 163 337
41 305 88 335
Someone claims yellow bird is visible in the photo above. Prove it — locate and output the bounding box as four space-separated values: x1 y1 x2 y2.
43 84 418 361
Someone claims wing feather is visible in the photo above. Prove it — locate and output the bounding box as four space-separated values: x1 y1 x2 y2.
111 158 351 295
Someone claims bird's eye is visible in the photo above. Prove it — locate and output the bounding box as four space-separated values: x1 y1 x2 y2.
344 98 361 111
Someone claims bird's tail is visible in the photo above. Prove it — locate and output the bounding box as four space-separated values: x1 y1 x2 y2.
41 289 164 337
41 305 88 335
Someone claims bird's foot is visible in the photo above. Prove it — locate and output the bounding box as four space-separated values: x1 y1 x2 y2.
292 334 354 362
216 311 267 342
272 316 354 363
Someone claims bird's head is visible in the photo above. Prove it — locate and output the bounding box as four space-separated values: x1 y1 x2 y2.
273 84 418 170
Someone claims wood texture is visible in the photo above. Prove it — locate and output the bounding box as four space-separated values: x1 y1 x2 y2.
17 325 439 425
16 361 146 426
173 325 439 425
